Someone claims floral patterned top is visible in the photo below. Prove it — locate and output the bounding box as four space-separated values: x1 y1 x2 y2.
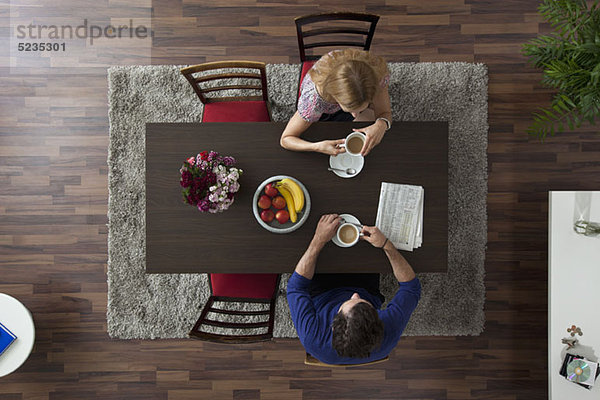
297 52 390 122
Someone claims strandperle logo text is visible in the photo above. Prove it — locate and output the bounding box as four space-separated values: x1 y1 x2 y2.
15 19 149 45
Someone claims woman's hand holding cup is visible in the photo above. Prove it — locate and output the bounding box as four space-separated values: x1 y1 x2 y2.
352 120 387 156
315 139 346 156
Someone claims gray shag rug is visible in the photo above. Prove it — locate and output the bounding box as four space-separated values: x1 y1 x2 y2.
107 63 487 339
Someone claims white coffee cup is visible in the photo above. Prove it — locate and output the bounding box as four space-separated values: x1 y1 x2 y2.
336 223 360 247
339 132 366 156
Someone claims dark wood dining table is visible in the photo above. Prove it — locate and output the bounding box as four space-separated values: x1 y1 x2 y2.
145 122 448 274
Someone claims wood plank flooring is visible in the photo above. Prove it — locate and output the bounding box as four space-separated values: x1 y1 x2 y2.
1 0 599 398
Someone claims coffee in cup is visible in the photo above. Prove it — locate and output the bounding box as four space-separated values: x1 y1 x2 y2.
340 132 366 156
337 223 360 247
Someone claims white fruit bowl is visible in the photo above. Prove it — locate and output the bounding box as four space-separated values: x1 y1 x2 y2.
252 175 311 234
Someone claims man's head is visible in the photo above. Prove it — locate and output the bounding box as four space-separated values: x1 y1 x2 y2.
331 293 384 358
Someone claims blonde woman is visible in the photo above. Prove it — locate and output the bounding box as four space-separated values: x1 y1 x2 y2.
280 49 392 157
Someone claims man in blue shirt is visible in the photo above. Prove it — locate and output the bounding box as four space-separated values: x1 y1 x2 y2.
287 214 421 365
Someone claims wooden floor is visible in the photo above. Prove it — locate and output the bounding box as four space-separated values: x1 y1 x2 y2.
1 0 599 399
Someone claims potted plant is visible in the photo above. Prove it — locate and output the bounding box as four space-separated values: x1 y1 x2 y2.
522 0 600 138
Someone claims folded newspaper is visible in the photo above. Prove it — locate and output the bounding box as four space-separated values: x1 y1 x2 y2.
375 182 424 251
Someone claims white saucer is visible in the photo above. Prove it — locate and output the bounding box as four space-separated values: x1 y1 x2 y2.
331 213 362 247
329 152 364 178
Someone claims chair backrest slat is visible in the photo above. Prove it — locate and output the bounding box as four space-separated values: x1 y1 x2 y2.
194 72 262 83
200 84 262 93
203 319 270 329
302 27 370 38
203 95 264 103
190 331 274 344
295 12 380 61
304 41 369 50
181 60 269 104
297 12 379 24
208 307 270 316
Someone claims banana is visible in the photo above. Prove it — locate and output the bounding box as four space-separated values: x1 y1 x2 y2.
277 185 297 223
280 178 304 212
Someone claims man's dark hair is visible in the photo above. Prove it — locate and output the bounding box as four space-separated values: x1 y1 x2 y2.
331 302 384 358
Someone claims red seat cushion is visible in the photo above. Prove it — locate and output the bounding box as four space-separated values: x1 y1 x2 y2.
202 101 270 122
298 61 316 99
210 273 279 299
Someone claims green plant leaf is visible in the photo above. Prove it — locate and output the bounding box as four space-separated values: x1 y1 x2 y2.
523 0 600 138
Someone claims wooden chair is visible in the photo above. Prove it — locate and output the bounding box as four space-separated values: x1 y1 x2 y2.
304 353 389 367
294 12 380 103
189 273 280 344
181 61 271 122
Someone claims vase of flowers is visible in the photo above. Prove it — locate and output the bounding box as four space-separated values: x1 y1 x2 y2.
179 151 242 213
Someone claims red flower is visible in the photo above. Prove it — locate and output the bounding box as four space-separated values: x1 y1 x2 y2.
200 151 209 161
180 171 193 188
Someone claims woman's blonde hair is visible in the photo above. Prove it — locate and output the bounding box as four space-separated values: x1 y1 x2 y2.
309 48 388 110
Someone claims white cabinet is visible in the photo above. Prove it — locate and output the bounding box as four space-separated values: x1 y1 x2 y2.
549 191 600 398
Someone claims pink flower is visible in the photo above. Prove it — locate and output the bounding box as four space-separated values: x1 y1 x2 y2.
187 156 195 165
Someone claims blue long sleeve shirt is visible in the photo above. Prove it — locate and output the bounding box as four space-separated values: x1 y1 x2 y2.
287 272 421 365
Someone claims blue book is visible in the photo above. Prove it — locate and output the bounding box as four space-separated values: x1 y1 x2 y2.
0 322 17 356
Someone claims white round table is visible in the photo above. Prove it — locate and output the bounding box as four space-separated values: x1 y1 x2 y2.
0 293 35 378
